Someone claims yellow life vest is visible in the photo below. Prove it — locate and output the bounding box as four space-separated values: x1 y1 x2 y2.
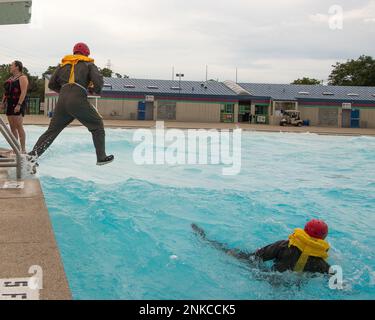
60 55 95 84
288 228 330 273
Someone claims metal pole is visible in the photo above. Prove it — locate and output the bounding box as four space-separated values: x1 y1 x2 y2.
0 125 20 155
0 158 16 163
0 116 22 180
0 163 17 168
0 117 21 150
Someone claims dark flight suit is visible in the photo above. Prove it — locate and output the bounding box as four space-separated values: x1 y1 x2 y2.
253 240 330 274
192 224 330 274
30 61 106 161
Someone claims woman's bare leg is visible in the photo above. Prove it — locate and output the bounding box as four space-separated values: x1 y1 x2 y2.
7 116 19 141
15 116 26 153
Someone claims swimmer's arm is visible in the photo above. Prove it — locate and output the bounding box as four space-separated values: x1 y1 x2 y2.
192 224 252 261
252 240 288 262
48 67 62 93
88 64 104 94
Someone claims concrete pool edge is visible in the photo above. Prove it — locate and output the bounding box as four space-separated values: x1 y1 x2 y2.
0 169 72 300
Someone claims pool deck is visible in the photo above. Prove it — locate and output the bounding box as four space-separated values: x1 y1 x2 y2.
0 168 72 300
23 115 375 136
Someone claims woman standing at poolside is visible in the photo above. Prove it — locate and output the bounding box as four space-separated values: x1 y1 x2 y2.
1 61 29 153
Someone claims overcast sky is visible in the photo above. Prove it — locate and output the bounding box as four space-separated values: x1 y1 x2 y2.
1 0 374 83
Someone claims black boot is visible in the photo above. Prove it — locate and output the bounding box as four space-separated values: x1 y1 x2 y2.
97 155 114 166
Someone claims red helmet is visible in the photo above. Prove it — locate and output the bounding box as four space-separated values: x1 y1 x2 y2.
305 219 329 240
73 43 90 56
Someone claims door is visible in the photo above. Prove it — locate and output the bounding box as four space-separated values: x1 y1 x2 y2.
238 104 251 123
351 109 360 128
138 101 146 120
342 109 351 128
145 102 154 120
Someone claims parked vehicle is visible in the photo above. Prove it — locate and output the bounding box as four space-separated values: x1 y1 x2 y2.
280 110 304 127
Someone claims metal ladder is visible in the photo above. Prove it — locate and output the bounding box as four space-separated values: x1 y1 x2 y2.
0 117 22 180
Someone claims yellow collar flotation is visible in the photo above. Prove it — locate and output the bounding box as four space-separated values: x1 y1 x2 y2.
288 228 330 273
60 55 95 84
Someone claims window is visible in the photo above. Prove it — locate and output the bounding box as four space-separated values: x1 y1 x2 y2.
157 102 176 120
224 103 234 113
255 105 268 115
221 104 234 123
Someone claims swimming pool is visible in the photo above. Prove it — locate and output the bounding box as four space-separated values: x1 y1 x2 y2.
15 127 375 299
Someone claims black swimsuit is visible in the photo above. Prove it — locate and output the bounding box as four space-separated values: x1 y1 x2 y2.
3 76 26 117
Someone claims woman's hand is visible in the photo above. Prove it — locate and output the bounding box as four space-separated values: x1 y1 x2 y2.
14 104 21 113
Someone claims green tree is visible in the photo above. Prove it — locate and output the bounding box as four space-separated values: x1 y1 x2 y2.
0 64 11 97
115 73 122 78
42 65 58 78
328 55 375 86
292 77 322 85
99 67 113 77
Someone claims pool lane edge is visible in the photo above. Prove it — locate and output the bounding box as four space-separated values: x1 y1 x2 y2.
0 171 72 300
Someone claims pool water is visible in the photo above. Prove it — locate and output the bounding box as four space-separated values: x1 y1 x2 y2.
12 126 375 299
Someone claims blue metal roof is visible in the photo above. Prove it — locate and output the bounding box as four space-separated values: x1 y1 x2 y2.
103 78 238 96
239 83 375 102
46 75 375 102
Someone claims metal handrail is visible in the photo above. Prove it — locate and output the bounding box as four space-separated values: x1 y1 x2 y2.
0 117 22 180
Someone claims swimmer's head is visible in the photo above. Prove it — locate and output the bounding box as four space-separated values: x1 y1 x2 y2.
305 219 329 240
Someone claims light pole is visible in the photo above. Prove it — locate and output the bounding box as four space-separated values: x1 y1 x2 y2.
176 73 184 93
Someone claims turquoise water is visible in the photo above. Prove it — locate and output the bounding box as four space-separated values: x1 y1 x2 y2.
11 127 375 299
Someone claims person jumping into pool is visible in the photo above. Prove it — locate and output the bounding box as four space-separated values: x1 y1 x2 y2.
192 219 331 274
28 43 114 167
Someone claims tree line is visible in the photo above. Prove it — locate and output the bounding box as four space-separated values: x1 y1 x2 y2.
1 55 374 102
292 55 375 85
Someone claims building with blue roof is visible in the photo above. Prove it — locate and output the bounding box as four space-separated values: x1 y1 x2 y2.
44 77 375 128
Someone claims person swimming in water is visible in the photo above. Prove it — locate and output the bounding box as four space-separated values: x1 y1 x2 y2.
192 219 331 274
